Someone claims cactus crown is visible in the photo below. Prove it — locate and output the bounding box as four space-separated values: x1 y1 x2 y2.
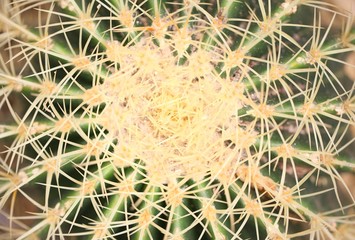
0 0 355 239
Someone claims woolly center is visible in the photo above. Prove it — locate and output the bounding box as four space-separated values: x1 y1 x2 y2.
99 40 245 183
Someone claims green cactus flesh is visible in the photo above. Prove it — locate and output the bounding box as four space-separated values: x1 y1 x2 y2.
0 0 355 239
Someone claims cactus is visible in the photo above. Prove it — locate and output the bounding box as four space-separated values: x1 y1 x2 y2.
0 0 355 239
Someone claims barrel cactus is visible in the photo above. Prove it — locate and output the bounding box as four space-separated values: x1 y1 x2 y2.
1 0 354 239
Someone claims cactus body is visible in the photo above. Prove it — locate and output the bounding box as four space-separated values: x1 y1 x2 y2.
0 0 355 239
